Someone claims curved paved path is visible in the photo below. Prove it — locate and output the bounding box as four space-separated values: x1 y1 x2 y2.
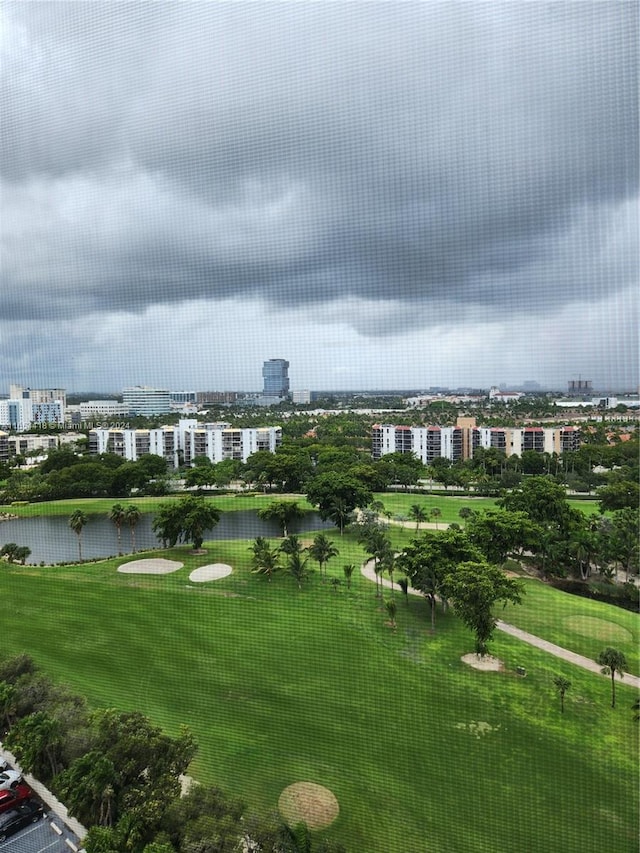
360 561 640 689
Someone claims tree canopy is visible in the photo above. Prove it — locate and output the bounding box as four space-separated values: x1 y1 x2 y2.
306 473 372 533
152 497 220 550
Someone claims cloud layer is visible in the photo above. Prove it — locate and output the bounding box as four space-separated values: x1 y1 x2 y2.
2 2 638 390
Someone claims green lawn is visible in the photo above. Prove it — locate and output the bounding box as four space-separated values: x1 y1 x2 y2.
0 493 314 518
374 492 604 522
0 531 637 852
373 492 499 522
501 578 639 676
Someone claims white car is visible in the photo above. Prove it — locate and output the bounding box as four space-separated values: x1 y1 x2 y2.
0 770 22 791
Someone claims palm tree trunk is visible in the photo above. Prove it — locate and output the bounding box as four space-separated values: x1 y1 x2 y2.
611 670 616 708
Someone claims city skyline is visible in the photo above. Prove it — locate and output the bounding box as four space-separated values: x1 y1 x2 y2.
1 3 638 393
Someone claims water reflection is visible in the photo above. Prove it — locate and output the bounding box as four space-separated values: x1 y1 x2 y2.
0 510 332 564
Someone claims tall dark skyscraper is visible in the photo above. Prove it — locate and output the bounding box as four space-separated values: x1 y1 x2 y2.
262 359 290 397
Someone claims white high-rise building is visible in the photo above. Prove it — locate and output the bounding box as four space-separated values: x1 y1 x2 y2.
0 392 65 432
372 420 580 462
89 419 282 468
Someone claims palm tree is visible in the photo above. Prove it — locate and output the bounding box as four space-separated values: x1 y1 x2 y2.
357 525 391 598
385 598 397 631
280 534 303 557
429 507 442 529
342 563 355 589
335 497 355 535
408 504 427 531
458 507 474 523
124 505 141 554
109 504 127 556
308 532 339 582
420 564 442 631
257 500 305 538
381 549 396 592
569 531 595 581
552 675 571 714
287 549 309 590
250 537 281 583
397 576 409 605
68 510 88 561
598 647 627 708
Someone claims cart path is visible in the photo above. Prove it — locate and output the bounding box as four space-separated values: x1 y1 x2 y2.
360 561 640 689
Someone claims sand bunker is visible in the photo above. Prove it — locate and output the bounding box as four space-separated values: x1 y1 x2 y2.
461 653 504 671
189 563 233 582
117 558 183 574
278 782 339 831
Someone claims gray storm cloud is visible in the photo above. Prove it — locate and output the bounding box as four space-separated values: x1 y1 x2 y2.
1 2 638 341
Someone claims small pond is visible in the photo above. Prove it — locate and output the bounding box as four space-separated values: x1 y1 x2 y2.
0 510 332 564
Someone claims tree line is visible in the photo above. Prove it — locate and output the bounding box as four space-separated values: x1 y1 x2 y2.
1 420 636 510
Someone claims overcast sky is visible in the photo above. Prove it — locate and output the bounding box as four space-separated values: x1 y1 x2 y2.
1 1 637 394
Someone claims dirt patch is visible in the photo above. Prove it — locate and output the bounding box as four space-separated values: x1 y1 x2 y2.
461 653 504 671
455 721 501 738
278 782 339 830
117 558 183 574
189 563 233 582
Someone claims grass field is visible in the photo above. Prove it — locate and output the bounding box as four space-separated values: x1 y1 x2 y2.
373 492 604 522
501 579 639 676
0 493 316 518
0 491 600 522
0 526 638 852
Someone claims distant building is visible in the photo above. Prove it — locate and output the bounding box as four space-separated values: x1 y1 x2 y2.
568 378 593 396
246 396 285 408
489 387 523 403
9 384 67 408
196 391 239 405
0 390 65 430
291 390 311 404
89 418 282 468
7 432 79 458
262 359 290 398
0 431 8 464
79 401 130 422
30 401 65 427
170 391 197 404
0 398 33 431
372 424 464 464
122 387 171 416
372 418 580 462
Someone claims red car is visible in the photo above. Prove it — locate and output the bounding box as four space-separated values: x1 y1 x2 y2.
0 782 31 815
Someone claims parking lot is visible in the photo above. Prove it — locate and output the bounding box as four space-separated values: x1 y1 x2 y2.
0 811 82 852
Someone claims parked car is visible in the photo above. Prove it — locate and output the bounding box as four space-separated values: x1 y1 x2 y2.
0 771 21 792
0 783 31 815
0 800 45 841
